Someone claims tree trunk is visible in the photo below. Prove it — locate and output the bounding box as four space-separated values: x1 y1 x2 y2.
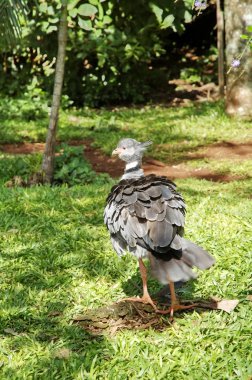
225 0 252 117
216 0 225 98
41 0 68 183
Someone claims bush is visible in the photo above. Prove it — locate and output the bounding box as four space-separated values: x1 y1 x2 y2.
54 144 110 186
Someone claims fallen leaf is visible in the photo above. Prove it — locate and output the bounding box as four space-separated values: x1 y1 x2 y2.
54 348 71 359
246 295 252 301
48 311 62 317
216 300 239 313
7 228 19 234
73 314 93 321
4 328 19 336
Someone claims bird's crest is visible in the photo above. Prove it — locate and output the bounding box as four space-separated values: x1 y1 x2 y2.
138 140 152 153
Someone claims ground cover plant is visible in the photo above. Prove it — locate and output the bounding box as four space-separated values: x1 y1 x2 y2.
0 98 252 379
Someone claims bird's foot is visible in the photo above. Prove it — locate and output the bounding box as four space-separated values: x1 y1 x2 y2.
157 302 198 319
120 295 157 311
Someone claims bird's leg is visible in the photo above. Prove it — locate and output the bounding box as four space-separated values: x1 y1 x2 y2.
139 258 157 307
120 259 157 310
158 280 198 316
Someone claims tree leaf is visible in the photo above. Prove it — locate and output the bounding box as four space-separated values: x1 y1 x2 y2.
78 4 97 17
68 0 81 11
184 10 192 23
246 25 252 33
69 8 78 18
47 5 55 16
240 34 249 40
47 25 58 34
103 15 112 25
78 17 92 31
39 3 47 13
150 3 163 23
161 14 175 29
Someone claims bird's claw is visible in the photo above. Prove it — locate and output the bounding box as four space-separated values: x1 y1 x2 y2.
120 295 157 311
157 303 198 316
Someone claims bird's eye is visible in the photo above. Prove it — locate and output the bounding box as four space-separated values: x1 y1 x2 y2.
122 147 126 150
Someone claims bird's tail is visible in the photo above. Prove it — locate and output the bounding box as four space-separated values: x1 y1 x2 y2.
150 237 215 284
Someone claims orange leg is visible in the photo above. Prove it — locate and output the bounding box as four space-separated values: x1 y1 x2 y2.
121 258 157 310
158 280 197 316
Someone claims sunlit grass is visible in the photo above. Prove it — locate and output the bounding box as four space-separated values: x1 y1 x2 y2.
183 158 252 179
0 98 251 378
0 178 251 379
0 99 251 162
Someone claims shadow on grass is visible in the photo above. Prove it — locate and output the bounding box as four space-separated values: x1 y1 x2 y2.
121 268 197 303
1 320 109 378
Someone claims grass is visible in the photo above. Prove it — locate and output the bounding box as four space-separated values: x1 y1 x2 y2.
0 97 251 162
0 179 251 379
185 158 252 179
0 97 252 379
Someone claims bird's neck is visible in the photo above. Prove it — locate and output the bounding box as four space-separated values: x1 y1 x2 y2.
121 160 144 180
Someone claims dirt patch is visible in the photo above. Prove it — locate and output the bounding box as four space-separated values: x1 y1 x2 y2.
81 141 252 182
72 298 238 335
0 142 46 154
0 139 251 182
186 141 252 160
143 161 245 182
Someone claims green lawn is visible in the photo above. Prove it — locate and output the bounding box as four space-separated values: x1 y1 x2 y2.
0 98 252 379
0 98 251 162
0 179 251 379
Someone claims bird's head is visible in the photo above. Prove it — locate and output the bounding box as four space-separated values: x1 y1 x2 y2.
112 138 152 163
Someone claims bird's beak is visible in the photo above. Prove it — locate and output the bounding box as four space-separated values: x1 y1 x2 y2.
112 147 121 156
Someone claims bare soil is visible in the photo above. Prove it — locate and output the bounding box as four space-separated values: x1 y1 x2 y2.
72 298 238 335
1 139 251 182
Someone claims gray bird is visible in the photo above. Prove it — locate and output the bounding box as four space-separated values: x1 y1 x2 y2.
104 138 215 314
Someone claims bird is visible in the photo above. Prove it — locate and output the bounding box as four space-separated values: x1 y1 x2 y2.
104 138 215 315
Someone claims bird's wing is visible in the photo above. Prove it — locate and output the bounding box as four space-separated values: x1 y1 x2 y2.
104 175 186 257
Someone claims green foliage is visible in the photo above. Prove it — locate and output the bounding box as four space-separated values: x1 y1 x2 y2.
54 144 110 185
180 67 201 84
0 0 27 47
241 25 252 51
0 90 49 122
0 0 194 105
0 153 42 181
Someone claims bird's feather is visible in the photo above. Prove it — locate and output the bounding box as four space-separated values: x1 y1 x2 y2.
104 175 185 260
104 139 215 288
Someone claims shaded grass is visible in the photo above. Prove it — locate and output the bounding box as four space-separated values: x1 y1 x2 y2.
1 97 252 182
0 177 251 379
0 99 251 163
0 153 42 181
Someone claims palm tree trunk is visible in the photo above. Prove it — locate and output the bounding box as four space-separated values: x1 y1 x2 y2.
225 0 252 117
41 0 68 183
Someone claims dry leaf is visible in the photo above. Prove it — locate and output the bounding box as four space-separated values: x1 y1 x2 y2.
48 311 62 317
54 348 71 359
216 299 239 313
246 295 252 301
4 328 19 336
